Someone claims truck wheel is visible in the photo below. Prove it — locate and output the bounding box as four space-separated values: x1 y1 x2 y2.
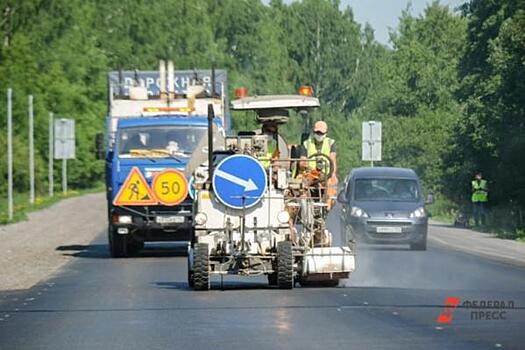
127 240 144 256
277 241 294 289
193 243 209 291
108 225 127 258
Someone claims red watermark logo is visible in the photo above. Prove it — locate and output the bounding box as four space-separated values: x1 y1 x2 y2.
436 297 515 324
436 296 461 324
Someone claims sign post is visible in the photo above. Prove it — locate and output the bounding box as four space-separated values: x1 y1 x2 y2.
48 112 54 197
362 121 382 167
54 118 76 194
28 95 35 204
7 89 13 220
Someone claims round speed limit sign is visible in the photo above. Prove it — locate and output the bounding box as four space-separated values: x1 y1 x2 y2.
152 169 188 206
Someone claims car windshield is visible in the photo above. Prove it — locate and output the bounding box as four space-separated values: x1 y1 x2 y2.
353 178 420 201
118 125 206 158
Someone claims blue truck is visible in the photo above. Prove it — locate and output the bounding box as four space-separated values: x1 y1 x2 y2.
96 61 229 257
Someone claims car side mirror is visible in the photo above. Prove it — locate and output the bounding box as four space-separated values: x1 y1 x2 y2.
425 193 434 205
337 190 348 204
95 133 105 160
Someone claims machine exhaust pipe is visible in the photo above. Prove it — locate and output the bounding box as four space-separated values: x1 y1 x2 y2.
207 65 216 185
167 60 175 100
211 65 216 97
159 60 166 99
207 104 215 185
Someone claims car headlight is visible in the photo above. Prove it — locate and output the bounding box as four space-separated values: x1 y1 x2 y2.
409 207 426 218
117 215 132 224
277 210 290 224
194 212 207 225
350 206 369 218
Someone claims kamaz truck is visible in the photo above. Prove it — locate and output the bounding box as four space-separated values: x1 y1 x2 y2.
97 61 229 257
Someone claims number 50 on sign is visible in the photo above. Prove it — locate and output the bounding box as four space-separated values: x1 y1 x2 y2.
152 169 188 206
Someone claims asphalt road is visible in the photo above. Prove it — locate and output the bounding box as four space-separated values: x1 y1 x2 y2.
0 206 524 349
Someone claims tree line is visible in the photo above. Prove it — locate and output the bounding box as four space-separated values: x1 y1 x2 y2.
0 0 523 228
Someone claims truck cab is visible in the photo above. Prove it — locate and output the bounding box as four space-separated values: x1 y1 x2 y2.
102 61 229 257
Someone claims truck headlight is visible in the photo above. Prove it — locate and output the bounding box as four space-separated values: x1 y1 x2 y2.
409 207 426 218
277 210 290 224
195 212 207 225
118 215 132 224
350 207 369 218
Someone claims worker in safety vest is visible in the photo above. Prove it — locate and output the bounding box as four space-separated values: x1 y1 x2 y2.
471 172 488 226
299 120 337 208
258 122 280 169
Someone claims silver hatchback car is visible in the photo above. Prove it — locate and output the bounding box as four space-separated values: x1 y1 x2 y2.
338 167 430 250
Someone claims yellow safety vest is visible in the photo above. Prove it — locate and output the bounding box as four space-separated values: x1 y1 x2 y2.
471 180 488 202
303 137 334 172
259 138 277 168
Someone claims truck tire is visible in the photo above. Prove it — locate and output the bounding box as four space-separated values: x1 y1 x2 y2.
108 225 127 258
193 243 209 291
127 239 144 256
277 241 294 289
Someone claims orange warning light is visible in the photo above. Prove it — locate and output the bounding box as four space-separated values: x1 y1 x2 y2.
298 85 314 97
234 87 249 98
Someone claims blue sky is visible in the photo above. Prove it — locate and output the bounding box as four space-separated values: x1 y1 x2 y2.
345 0 465 45
262 0 466 46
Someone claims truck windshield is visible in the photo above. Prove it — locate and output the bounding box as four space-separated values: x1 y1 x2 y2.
118 126 206 158
353 178 420 201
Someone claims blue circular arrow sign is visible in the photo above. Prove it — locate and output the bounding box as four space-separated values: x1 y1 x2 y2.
212 154 267 209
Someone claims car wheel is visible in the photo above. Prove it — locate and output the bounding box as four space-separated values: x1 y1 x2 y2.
410 238 427 251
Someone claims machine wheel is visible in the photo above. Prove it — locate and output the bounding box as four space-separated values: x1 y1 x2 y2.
193 243 210 291
187 253 194 288
277 241 294 289
307 152 334 179
108 225 127 258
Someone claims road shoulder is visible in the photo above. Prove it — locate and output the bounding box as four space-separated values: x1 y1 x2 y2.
0 193 106 291
428 219 525 267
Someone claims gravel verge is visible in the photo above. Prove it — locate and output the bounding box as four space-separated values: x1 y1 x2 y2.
0 193 106 291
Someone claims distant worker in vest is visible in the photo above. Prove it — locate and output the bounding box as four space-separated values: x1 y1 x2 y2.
471 172 488 226
258 122 278 168
299 120 337 208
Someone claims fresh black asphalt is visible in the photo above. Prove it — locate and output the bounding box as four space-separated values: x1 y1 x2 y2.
0 209 524 349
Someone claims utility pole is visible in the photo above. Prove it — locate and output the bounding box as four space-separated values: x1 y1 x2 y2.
62 158 67 194
28 95 35 204
48 112 54 197
7 88 13 220
369 121 374 168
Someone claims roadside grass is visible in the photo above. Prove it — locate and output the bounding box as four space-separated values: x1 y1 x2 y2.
0 183 105 225
428 196 525 242
474 225 525 242
427 197 458 225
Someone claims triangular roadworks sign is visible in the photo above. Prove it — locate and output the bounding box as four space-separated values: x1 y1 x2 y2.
113 167 158 206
